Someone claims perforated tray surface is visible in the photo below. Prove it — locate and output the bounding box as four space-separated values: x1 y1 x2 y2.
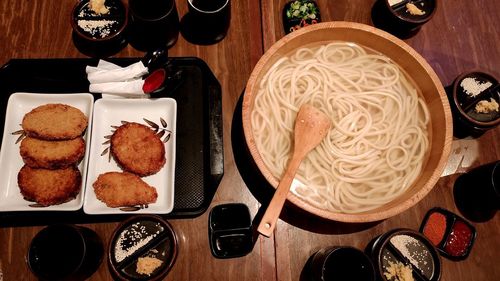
0 57 223 226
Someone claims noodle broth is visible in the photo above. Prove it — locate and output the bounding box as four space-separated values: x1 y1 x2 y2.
250 41 432 214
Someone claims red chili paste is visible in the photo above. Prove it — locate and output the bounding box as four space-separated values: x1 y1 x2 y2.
423 212 447 246
444 220 472 257
143 68 166 94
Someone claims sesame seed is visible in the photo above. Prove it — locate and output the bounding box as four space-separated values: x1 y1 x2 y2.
460 77 493 97
77 19 117 39
390 235 432 274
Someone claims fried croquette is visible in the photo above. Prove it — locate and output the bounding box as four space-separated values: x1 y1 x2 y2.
111 122 166 177
22 103 88 140
18 165 81 206
20 137 85 169
93 172 158 208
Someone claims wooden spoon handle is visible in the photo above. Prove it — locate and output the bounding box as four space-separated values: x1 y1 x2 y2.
257 154 303 237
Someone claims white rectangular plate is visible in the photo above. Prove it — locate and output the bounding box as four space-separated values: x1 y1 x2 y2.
84 98 177 215
0 92 94 211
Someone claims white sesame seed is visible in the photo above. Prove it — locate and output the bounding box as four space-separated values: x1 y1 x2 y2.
460 77 493 97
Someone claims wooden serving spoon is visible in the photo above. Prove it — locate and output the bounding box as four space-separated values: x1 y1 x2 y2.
257 104 332 237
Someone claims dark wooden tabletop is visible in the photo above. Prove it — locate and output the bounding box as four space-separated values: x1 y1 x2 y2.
0 0 499 280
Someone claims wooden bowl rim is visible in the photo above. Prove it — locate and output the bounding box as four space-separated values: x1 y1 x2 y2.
242 21 452 223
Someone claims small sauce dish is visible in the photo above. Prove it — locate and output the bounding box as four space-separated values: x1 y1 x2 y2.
420 208 476 261
282 0 321 34
208 203 254 258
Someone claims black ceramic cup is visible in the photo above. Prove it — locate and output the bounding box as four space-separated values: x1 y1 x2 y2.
454 161 500 222
181 0 231 45
71 0 128 57
463 161 500 209
309 246 376 281
27 224 104 281
128 0 180 51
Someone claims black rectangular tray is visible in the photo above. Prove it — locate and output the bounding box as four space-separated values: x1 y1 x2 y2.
0 57 223 226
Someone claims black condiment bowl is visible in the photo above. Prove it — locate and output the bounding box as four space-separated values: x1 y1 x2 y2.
108 215 178 281
372 0 436 38
208 203 253 259
71 0 128 57
419 208 477 261
385 0 436 28
447 71 500 138
370 228 441 281
282 0 321 34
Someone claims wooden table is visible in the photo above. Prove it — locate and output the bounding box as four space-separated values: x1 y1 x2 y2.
0 0 498 280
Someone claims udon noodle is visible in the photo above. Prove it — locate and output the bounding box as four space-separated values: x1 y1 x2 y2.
251 42 430 213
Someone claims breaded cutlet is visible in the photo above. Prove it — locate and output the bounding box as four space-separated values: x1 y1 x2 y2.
93 172 158 208
110 122 166 177
22 103 88 140
20 137 85 169
18 165 81 206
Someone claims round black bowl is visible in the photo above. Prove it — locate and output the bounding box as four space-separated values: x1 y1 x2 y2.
448 71 500 138
108 215 178 281
71 0 128 57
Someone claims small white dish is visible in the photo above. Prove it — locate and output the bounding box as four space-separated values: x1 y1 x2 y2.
0 92 94 211
84 98 177 215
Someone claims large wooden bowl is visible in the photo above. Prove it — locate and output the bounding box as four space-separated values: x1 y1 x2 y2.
242 22 453 223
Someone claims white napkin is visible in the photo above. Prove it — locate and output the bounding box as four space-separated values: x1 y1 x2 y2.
86 60 149 98
89 80 146 98
86 60 148 83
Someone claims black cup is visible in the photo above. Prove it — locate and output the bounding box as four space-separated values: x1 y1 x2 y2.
454 161 500 221
128 0 180 51
27 224 104 281
309 246 376 281
181 0 231 45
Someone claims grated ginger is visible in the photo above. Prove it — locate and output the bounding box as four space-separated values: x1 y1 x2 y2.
383 261 414 281
89 0 109 15
406 3 425 16
475 98 499 114
136 256 163 276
